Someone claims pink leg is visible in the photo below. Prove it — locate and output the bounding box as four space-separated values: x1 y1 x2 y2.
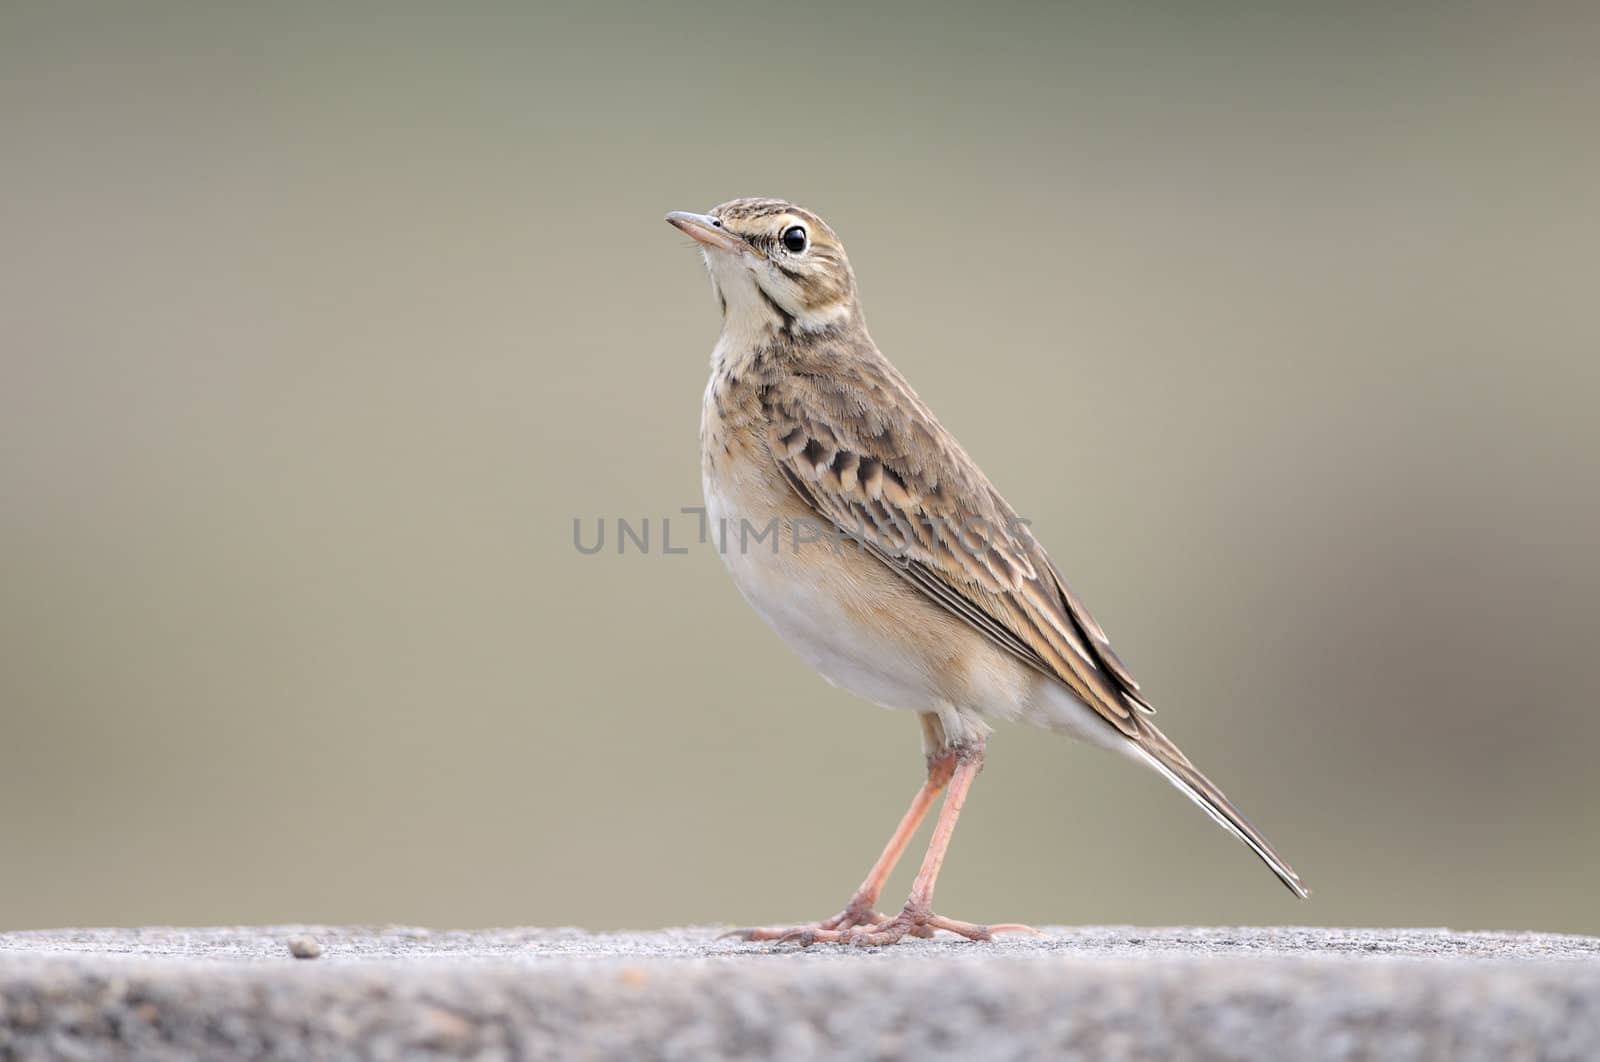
730 747 956 940
736 736 1038 947
835 748 957 921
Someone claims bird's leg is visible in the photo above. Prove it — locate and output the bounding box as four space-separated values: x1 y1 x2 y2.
774 741 1038 946
728 746 956 941
824 746 958 930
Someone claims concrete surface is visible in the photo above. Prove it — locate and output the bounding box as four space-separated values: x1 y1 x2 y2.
2 926 1598 1060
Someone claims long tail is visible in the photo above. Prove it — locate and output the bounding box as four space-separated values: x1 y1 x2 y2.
1129 725 1310 899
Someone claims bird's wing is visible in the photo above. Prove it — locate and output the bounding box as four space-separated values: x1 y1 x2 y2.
761 355 1154 740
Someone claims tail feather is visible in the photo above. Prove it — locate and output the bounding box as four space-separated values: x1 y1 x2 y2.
1129 731 1310 899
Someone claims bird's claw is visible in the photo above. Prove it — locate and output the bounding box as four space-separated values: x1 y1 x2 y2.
722 904 896 943
726 910 1035 946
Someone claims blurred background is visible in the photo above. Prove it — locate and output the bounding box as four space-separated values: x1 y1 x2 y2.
3 2 1598 935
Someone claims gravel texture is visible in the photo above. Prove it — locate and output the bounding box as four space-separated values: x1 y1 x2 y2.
2 925 1598 1060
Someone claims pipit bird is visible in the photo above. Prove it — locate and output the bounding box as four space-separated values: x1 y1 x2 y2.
668 198 1307 946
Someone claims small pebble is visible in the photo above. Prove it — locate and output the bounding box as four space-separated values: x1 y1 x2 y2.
287 935 324 959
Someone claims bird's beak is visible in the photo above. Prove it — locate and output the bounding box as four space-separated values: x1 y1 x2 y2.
665 211 761 257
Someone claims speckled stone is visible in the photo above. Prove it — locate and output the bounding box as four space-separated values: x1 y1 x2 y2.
2 926 1597 1060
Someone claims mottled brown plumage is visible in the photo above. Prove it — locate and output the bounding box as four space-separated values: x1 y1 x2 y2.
669 197 1306 946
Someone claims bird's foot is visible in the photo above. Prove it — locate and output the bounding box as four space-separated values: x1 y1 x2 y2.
724 898 927 942
730 904 1039 947
797 910 1038 946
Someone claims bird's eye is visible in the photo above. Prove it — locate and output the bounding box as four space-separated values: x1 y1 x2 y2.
781 225 808 253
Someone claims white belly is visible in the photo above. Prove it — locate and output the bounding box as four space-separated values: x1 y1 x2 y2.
702 478 947 714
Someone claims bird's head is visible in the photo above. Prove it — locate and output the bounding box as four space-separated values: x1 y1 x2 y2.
667 198 858 337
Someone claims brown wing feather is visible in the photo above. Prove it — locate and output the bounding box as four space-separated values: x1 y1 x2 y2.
761 346 1149 739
